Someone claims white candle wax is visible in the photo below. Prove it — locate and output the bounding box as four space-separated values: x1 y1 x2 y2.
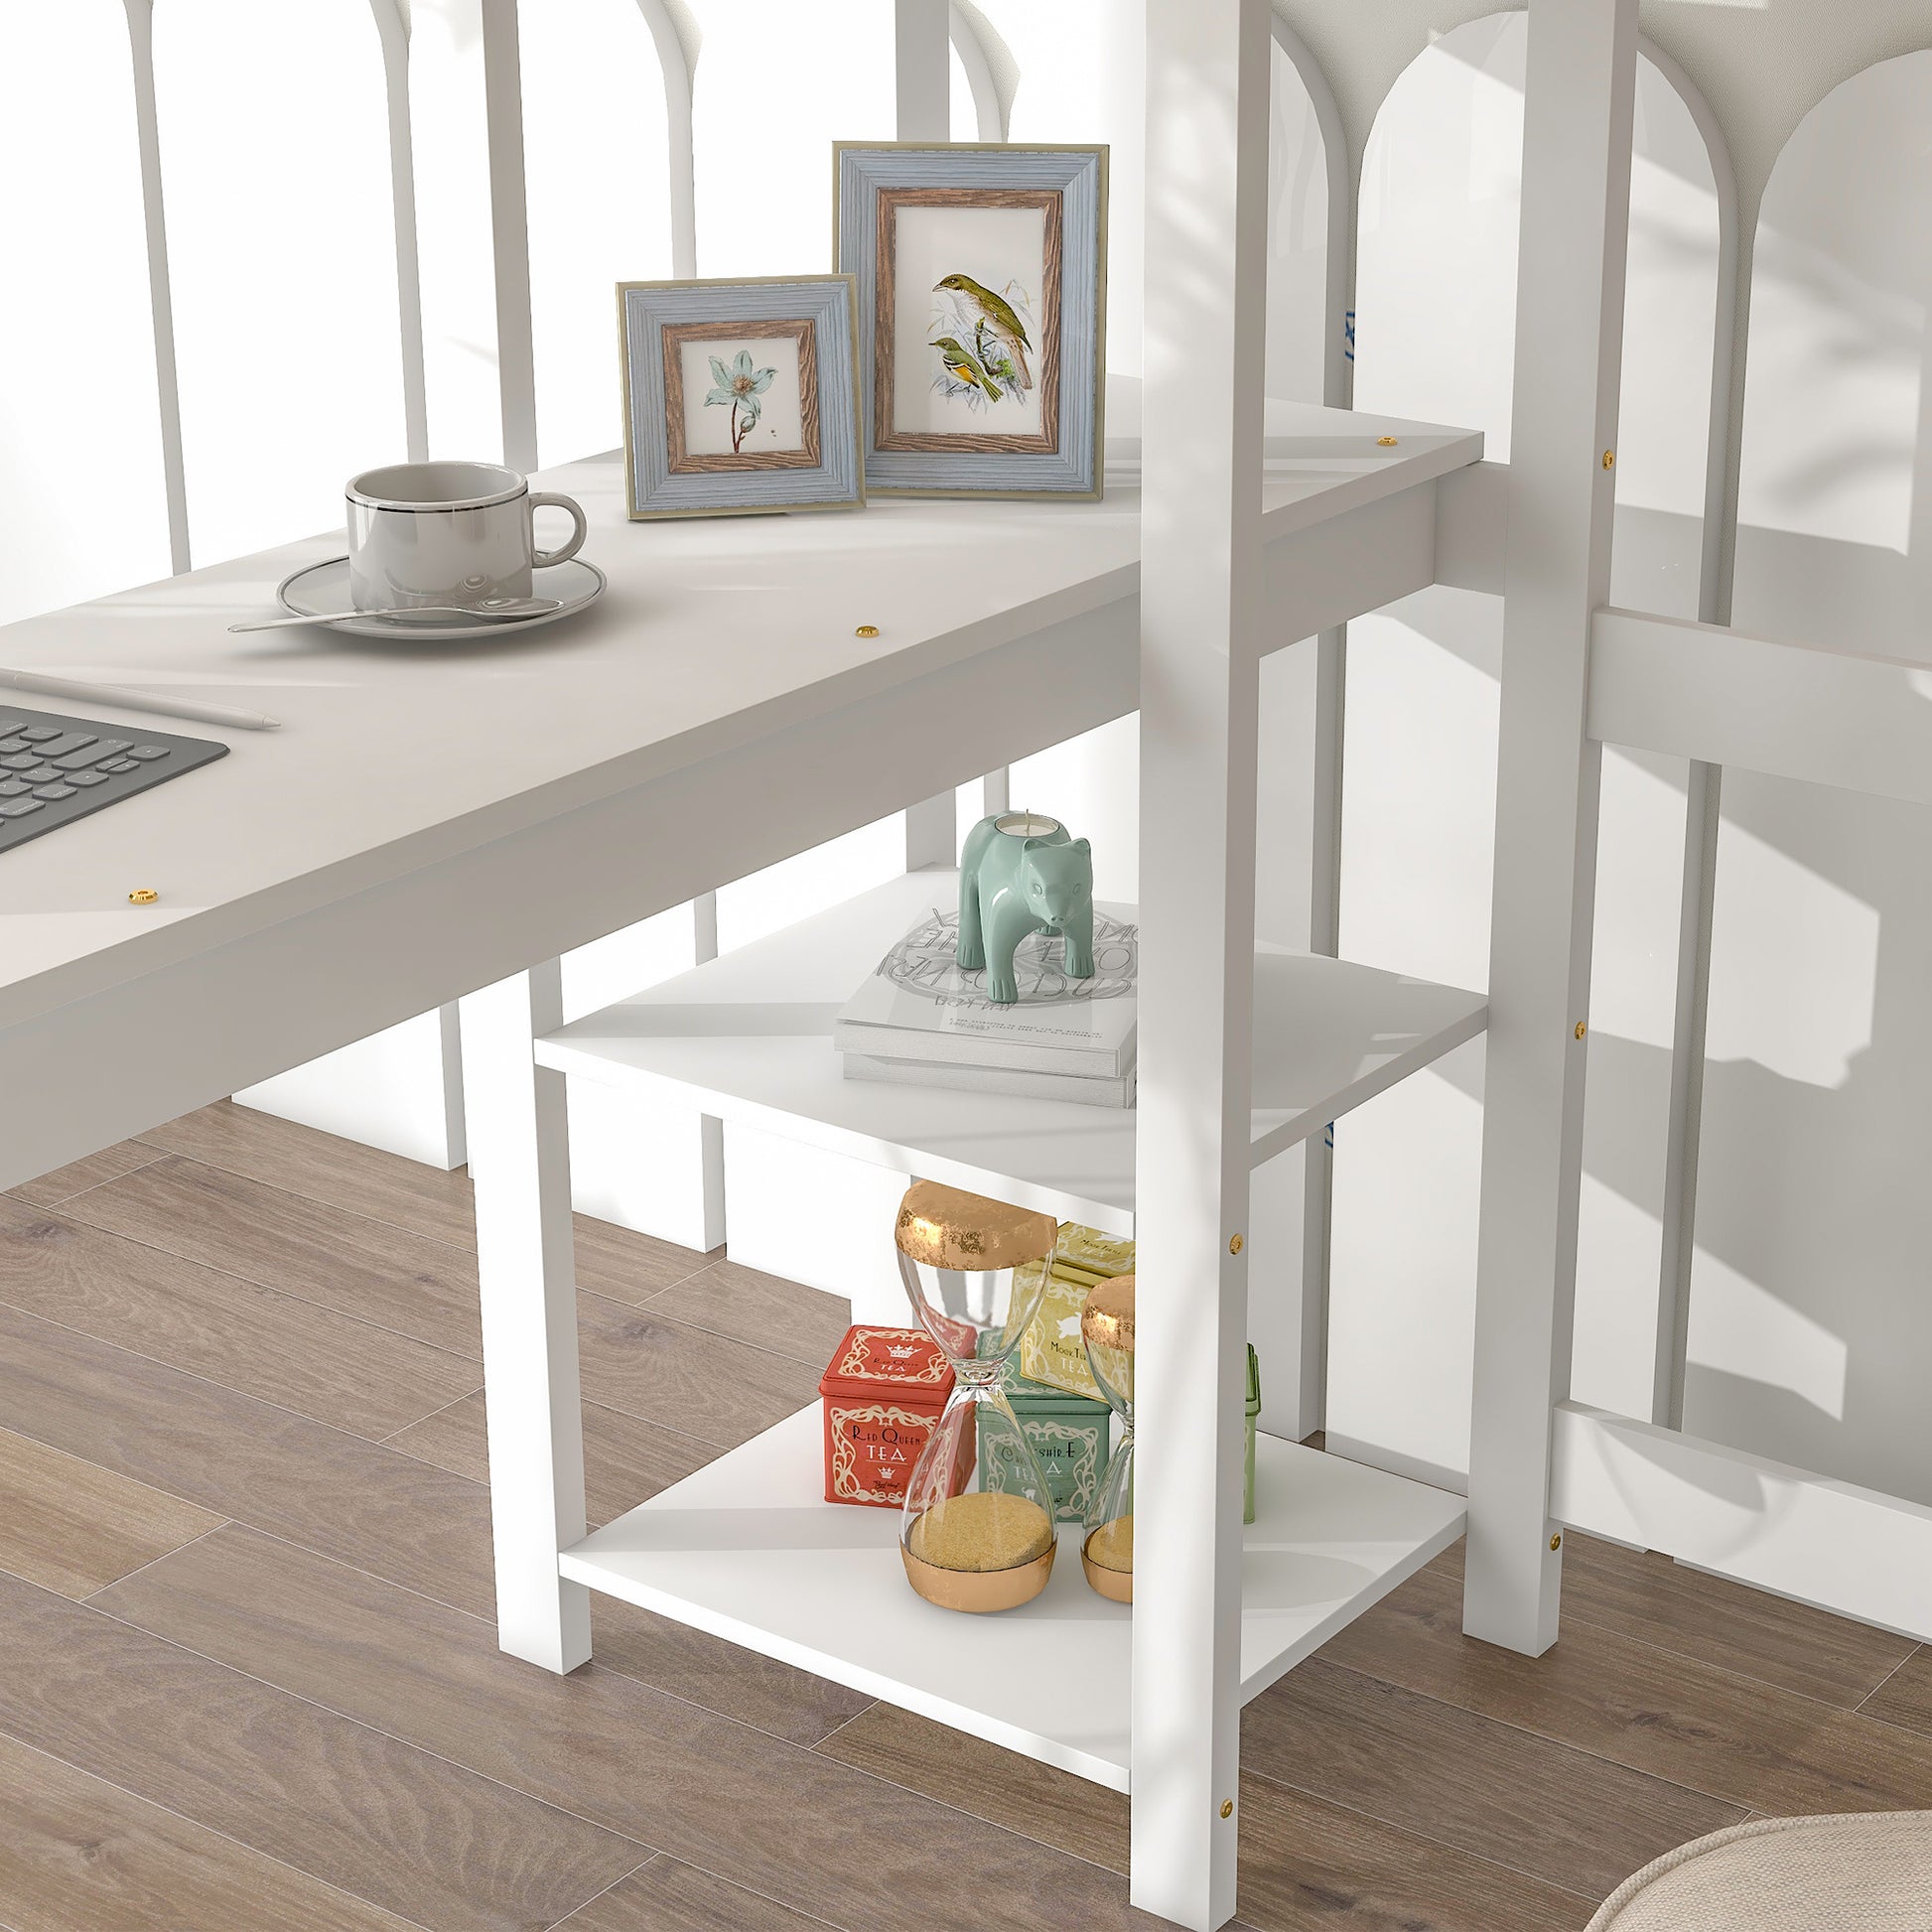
996 812 1062 838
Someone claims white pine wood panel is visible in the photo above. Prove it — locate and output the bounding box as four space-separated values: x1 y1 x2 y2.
1589 605 1932 808
1551 1402 1932 1643
561 1407 1466 1792
532 873 1487 1233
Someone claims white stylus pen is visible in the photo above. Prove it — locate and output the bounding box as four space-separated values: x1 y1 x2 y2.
0 667 281 733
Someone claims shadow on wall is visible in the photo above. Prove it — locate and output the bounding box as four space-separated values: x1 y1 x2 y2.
1333 15 1932 1510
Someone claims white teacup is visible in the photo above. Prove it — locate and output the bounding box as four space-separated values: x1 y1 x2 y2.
345 461 587 613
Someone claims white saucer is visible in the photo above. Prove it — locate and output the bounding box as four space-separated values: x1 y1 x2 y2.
274 556 606 640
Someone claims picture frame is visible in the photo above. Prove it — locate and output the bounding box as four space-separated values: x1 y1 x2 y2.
834 143 1108 499
618 275 866 518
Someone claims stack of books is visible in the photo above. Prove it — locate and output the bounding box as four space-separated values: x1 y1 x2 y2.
834 900 1137 1108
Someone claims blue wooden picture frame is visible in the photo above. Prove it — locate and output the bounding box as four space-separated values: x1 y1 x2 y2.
835 144 1108 498
619 276 866 519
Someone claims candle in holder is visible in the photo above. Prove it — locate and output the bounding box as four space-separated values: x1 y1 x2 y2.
994 811 1062 838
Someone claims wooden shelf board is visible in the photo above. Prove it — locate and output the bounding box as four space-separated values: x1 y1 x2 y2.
561 1407 1466 1791
536 873 1487 1233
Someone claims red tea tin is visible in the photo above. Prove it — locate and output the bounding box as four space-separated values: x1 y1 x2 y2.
818 1324 967 1508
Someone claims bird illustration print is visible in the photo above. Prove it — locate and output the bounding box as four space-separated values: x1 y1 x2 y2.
928 335 1000 399
934 273 1034 392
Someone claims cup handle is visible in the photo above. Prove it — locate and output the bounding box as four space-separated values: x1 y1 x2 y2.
529 491 588 568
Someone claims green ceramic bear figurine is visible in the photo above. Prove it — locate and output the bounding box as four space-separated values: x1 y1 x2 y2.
956 814 1095 1005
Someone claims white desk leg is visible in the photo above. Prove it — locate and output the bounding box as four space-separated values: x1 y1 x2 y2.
459 961 591 1674
905 791 956 870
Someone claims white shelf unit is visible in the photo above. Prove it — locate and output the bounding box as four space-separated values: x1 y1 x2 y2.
561 1409 1465 1792
536 869 1482 1793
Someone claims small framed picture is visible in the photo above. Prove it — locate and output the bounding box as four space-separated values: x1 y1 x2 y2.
618 275 865 518
835 143 1108 498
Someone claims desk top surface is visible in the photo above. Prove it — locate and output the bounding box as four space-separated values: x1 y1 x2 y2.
0 391 1476 1030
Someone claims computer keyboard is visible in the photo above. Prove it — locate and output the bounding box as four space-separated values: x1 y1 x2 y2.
0 705 229 854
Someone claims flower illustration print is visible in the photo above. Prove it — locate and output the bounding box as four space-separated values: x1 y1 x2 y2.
705 348 776 454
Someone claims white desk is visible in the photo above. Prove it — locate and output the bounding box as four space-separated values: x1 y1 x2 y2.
0 397 1482 1932
0 393 1477 1197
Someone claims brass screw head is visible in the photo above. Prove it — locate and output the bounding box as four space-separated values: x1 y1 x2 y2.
855 623 880 637
128 888 159 905
1220 1799 1234 1819
1376 435 1399 447
1229 1233 1244 1256
1574 1021 1587 1039
1550 1533 1563 1552
1601 450 1615 470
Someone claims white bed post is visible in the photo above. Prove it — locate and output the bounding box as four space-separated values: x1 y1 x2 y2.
1462 0 1637 1657
459 961 592 1674
896 0 994 869
1135 1 1269 1923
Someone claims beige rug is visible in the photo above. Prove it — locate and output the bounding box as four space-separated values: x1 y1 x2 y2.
1589 1813 1932 1930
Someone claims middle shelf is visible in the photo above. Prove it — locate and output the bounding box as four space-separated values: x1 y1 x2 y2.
537 870 1488 1234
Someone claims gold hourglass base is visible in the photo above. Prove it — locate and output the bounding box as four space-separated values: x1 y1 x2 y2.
902 1541 1056 1611
902 1492 1056 1612
1082 1517 1134 1601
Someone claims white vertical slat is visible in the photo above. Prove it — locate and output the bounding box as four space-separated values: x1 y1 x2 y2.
1136 0 1270 1922
1462 0 1638 1657
897 0 963 871
896 0 951 141
1272 12 1356 1438
636 1 717 1220
1642 39 1742 1433
480 0 537 473
460 960 592 1673
119 0 191 574
370 0 430 462
635 1 699 277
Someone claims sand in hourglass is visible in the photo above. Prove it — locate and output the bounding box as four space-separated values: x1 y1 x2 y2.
908 1490 1054 1571
1085 1513 1133 1573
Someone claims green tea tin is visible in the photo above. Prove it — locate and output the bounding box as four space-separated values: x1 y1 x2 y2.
979 1342 1112 1522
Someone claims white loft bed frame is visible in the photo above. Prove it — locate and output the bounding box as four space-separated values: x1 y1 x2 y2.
427 5 1932 1931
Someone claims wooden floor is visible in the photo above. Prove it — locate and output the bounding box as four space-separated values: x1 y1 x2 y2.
4 1102 1931 1930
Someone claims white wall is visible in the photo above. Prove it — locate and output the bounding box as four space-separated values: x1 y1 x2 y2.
0 7 172 623
1694 52 1932 1505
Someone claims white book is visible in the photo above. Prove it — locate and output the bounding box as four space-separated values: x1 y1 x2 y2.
843 1051 1136 1111
835 900 1138 1078
830 1017 1134 1078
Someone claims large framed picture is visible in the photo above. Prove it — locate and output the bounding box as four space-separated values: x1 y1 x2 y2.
834 144 1108 498
618 276 865 518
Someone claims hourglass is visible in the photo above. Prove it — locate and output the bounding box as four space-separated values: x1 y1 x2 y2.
894 1178 1061 1612
1080 1273 1135 1601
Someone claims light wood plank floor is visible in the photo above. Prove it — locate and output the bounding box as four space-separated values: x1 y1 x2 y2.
5 1099 1930 1931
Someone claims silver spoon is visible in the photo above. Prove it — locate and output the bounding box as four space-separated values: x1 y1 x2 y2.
229 594 561 632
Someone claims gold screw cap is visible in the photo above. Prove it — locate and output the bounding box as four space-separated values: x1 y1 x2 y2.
1376 435 1399 447
855 623 880 637
1220 1800 1235 1819
128 889 159 904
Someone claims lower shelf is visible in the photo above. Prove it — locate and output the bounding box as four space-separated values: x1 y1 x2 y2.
560 1407 1466 1790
